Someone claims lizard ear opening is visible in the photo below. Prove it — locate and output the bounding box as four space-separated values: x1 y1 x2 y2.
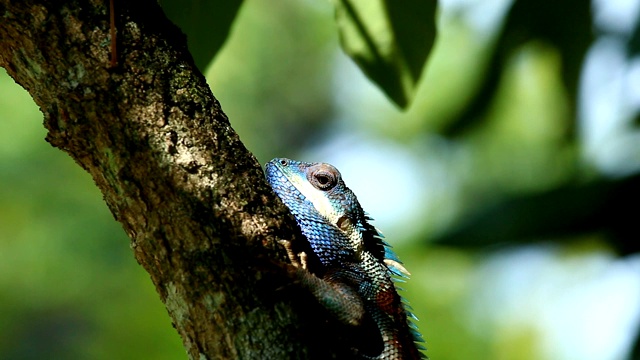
307 164 339 191
336 216 352 231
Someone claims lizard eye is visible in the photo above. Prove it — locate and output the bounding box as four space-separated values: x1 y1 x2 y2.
308 165 339 191
279 159 289 166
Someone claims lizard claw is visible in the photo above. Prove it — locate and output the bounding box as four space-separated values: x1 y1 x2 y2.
278 239 309 269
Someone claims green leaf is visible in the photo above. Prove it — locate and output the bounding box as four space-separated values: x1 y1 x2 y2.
160 0 244 71
431 174 640 256
442 0 592 136
333 0 438 109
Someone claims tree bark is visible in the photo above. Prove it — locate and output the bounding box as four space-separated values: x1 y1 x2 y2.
0 0 340 358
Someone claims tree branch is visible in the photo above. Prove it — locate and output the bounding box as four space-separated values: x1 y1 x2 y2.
0 1 341 358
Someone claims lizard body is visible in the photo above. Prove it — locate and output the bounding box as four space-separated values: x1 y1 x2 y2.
265 158 425 359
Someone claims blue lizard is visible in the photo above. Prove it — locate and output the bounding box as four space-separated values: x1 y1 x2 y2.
265 158 425 359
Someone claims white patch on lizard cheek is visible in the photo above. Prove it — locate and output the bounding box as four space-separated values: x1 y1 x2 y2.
286 173 342 224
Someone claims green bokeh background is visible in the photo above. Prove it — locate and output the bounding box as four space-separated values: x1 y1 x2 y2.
2 0 639 359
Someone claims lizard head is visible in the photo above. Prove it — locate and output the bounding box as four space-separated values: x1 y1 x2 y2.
266 158 359 233
265 158 389 262
266 157 408 272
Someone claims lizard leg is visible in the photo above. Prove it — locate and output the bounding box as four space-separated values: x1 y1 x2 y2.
291 267 366 327
279 239 305 268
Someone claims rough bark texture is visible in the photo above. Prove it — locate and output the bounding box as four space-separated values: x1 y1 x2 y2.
0 0 342 358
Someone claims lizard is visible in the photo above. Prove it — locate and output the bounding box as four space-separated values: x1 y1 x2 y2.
265 158 425 359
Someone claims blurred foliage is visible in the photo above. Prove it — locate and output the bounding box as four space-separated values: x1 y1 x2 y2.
159 0 243 71
2 0 640 359
436 173 640 255
206 0 338 160
444 0 592 136
333 0 437 108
